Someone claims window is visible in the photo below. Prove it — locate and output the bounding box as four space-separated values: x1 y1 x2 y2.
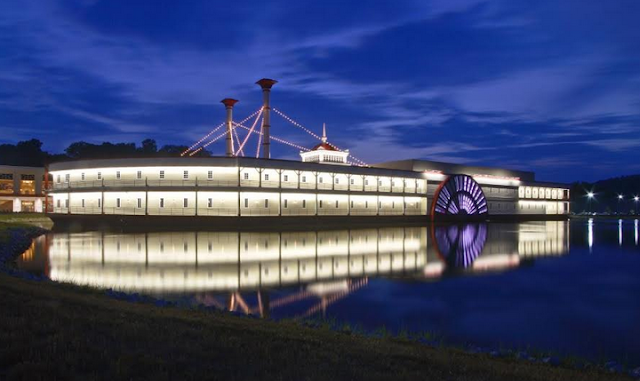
159 170 165 179
137 171 142 179
208 171 213 179
244 198 248 208
335 178 339 184
392 181 395 187
56 175 61 183
243 173 249 180
98 199 101 208
392 201 395 208
319 177 323 184
56 200 60 208
284 199 288 208
116 171 121 179
365 201 368 208
350 201 354 208
65 174 70 183
208 198 213 208
378 180 382 186
264 199 269 208
302 200 306 208
116 198 121 208
81 173 85 181
81 199 85 207
183 198 188 208
183 170 189 179
335 200 339 208
159 198 165 208
365 179 369 186
319 200 323 208
302 176 306 182
97 172 102 180
284 175 288 182
65 199 69 208
350 178 354 185
137 198 142 208
264 174 269 181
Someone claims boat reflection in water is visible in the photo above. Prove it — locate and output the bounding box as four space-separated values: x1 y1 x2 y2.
19 221 569 317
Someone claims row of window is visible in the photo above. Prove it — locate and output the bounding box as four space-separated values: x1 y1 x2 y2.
0 173 37 180
57 198 416 209
56 171 420 187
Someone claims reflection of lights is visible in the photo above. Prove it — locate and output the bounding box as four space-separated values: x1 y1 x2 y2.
588 218 594 252
472 254 520 271
635 219 638 246
434 223 487 268
618 219 623 246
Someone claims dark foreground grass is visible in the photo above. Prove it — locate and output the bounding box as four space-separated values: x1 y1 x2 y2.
0 216 632 380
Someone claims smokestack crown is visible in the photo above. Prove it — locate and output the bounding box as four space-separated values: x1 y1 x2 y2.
221 98 239 107
256 78 278 89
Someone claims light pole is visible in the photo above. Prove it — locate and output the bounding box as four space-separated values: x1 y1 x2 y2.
587 192 594 214
617 194 623 215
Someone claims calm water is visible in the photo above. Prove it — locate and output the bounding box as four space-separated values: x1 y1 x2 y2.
18 219 640 364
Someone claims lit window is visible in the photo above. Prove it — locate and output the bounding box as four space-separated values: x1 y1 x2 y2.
159 170 165 179
116 198 121 208
183 171 189 179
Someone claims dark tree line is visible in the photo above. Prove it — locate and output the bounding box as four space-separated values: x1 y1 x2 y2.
0 139 210 166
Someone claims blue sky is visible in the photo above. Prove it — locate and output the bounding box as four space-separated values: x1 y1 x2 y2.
1 0 639 182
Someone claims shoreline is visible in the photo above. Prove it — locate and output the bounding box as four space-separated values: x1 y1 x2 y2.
0 217 636 380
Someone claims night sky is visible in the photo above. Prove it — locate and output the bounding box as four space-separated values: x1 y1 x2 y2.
1 0 639 182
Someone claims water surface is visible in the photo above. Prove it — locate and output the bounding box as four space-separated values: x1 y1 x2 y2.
18 219 640 364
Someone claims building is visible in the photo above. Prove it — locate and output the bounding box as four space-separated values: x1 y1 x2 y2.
45 78 570 225
0 165 48 213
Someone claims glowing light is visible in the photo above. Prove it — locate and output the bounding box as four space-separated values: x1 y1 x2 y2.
183 108 262 156
235 108 264 155
618 195 624 200
635 219 638 246
587 192 594 198
618 219 623 246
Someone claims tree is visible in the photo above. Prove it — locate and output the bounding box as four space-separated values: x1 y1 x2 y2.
140 139 158 155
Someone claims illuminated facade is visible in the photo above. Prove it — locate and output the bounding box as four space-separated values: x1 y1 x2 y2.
0 165 48 213
47 156 570 222
48 157 428 219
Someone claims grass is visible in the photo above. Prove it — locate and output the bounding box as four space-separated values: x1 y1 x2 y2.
0 214 633 380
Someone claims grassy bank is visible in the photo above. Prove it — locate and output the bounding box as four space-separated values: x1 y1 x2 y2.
0 215 632 380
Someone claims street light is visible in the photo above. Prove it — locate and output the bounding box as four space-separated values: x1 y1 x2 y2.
617 194 624 215
587 192 595 214
634 196 639 215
